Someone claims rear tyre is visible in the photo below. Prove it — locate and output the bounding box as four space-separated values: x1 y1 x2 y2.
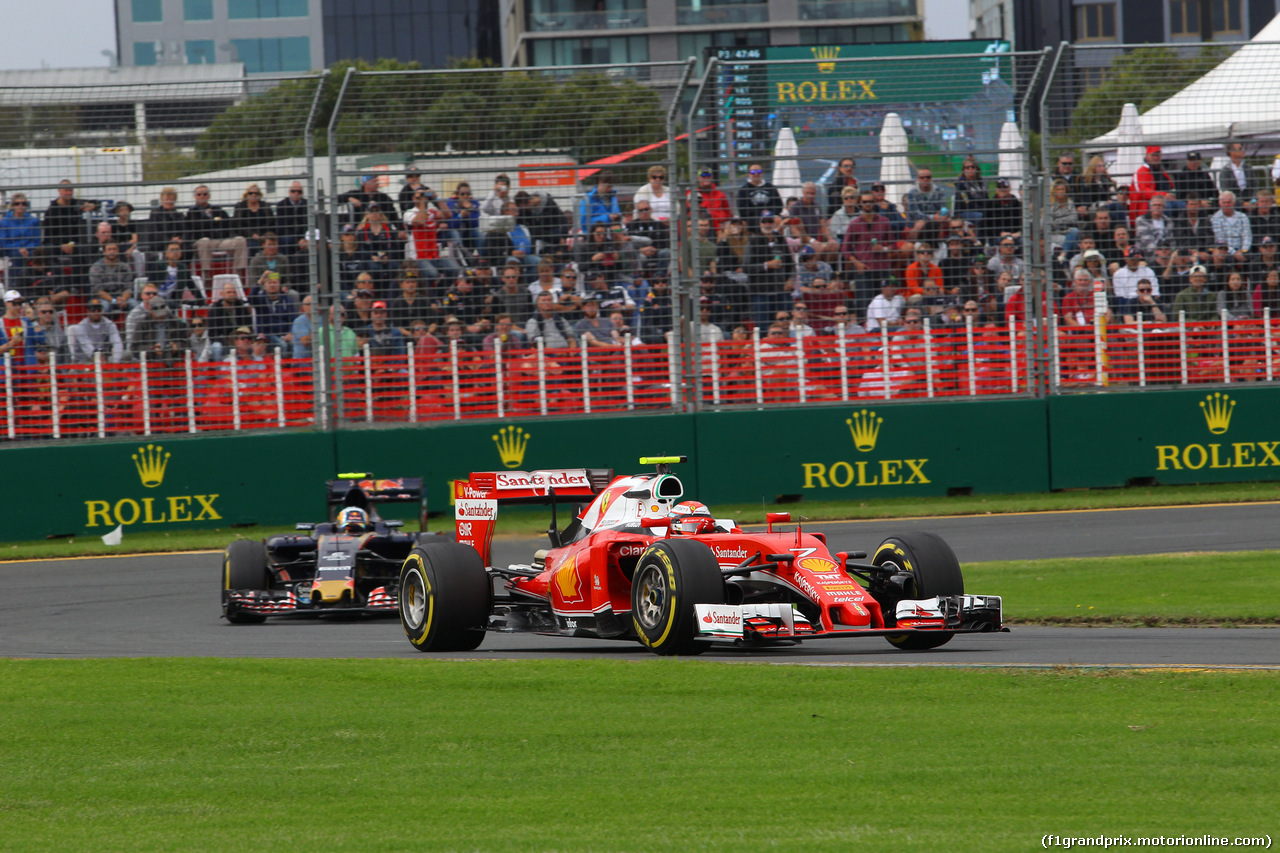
399 542 490 652
873 532 963 650
223 540 269 624
630 539 725 656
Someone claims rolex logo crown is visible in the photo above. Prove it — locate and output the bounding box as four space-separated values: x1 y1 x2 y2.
492 425 530 469
847 409 883 452
812 45 840 73
1199 392 1235 435
133 444 171 488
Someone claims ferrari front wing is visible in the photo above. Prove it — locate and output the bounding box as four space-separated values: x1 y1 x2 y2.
694 595 1004 641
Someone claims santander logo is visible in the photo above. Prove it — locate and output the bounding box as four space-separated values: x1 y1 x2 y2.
702 611 741 626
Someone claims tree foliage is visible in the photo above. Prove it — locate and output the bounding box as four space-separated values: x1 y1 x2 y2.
194 59 667 175
1061 44 1231 147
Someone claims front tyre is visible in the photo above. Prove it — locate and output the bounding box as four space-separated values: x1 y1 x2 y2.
400 542 490 652
873 532 963 650
631 539 725 656
223 539 269 624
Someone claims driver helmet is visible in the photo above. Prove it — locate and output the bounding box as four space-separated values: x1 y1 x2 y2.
337 506 368 533
671 500 715 535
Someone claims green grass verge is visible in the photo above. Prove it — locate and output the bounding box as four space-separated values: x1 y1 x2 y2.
1 661 1276 852
967 551 1280 625
6 481 1279 561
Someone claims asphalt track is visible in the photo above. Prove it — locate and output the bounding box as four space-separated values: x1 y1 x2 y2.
2 503 1277 664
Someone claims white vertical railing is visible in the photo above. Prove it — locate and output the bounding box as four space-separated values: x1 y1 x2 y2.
2 353 11 440
923 319 934 399
140 351 152 436
752 327 763 405
1266 308 1274 382
1049 313 1060 389
709 340 720 406
965 315 977 396
230 352 241 430
1093 313 1105 388
493 340 503 420
794 330 806 404
407 341 418 423
579 338 591 414
274 348 285 427
1178 312 1188 385
535 339 548 416
363 344 374 423
837 328 849 401
624 339 635 410
1136 314 1146 388
184 350 196 433
48 353 60 440
1220 310 1230 384
449 340 461 420
94 352 106 438
879 324 891 400
1007 315 1018 393
667 338 679 408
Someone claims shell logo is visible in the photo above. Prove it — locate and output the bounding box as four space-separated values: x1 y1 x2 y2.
798 557 837 572
554 556 584 603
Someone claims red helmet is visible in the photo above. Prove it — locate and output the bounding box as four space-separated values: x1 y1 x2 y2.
671 501 715 534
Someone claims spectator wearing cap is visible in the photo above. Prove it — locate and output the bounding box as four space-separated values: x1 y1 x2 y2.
337 174 395 229
1249 235 1279 283
984 179 1022 245
795 246 833 297
186 185 248 282
1 193 41 275
1112 246 1159 307
67 298 123 363
205 279 253 360
398 166 428 214
1217 142 1260 204
573 296 613 347
445 182 482 256
747 212 791 326
275 181 310 252
865 278 904 332
582 270 635 315
0 289 29 363
578 170 622 234
435 274 489 333
1134 195 1172 257
404 187 455 284
637 276 673 344
250 268 299 350
1204 240 1237 292
129 296 188 364
868 182 908 237
23 297 68 363
525 291 577 348
687 169 732 235
1174 151 1217 203
365 300 406 356
225 327 255 363
348 279 377 326
987 236 1025 282
1172 265 1217 321
1130 145 1175 224
1211 191 1252 264
355 204 399 294
736 163 784 228
902 168 952 244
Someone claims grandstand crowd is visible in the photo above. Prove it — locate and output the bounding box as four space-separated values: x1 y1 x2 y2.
3 143 1280 376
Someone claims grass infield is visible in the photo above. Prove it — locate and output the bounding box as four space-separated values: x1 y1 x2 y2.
1 661 1277 852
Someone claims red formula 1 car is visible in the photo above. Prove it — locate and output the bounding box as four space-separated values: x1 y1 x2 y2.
398 457 1004 655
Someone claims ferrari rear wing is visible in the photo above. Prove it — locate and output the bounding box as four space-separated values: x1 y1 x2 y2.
453 468 613 563
328 474 427 531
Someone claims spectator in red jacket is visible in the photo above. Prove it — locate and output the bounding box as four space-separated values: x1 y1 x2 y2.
688 169 732 234
1130 145 1175 225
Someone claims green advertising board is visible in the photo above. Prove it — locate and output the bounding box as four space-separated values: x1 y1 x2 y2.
2 431 336 541
1049 387 1280 489
692 398 1049 503
764 40 1011 108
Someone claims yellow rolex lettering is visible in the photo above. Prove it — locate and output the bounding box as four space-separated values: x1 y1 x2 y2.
1232 443 1255 467
855 460 878 486
1182 444 1207 470
1258 441 1280 467
142 497 167 523
193 494 221 521
838 80 856 100
776 82 796 102
879 459 902 485
797 81 818 101
86 500 112 528
858 79 876 98
168 495 193 522
817 80 832 100
1207 443 1230 469
114 499 141 526
828 461 855 488
904 458 930 484
802 463 829 489
1155 445 1181 470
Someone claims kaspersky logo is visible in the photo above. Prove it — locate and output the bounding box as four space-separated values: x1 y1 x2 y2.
133 444 170 487
803 409 929 489
492 425 530 469
84 445 221 529
1158 392 1279 471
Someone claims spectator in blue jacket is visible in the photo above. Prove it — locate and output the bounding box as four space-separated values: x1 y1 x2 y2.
0 194 41 275
578 170 622 233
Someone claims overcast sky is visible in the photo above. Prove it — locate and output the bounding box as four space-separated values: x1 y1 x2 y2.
0 1 118 71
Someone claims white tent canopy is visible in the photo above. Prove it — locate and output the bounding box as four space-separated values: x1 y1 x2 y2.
1090 15 1280 147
